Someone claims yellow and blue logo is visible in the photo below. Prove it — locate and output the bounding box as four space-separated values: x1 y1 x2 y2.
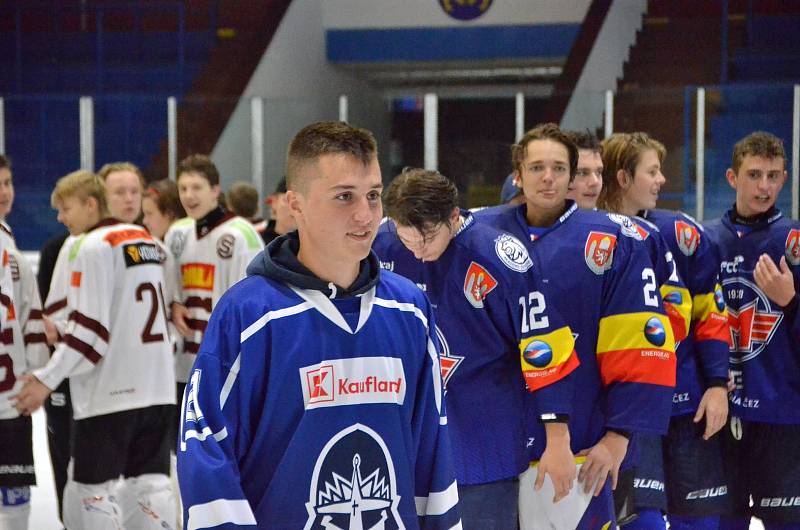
644 317 667 347
523 340 553 368
439 0 493 21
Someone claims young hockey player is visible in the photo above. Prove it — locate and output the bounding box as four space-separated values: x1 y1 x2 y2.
177 121 461 528
476 123 677 529
14 170 177 530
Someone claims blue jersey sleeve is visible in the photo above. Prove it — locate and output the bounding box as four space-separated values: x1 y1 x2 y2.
411 301 462 529
177 297 257 529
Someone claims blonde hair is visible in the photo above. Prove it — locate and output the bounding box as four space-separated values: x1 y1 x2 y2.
51 170 110 216
98 161 145 188
598 132 666 212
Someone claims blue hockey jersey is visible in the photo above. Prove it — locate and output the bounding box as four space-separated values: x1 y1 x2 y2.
177 234 461 529
372 212 578 485
625 214 692 343
641 210 730 416
707 208 800 424
475 202 677 459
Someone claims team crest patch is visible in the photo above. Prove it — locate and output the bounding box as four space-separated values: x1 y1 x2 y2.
494 234 532 272
607 213 648 240
216 234 235 259
724 277 783 363
785 229 800 266
463 262 498 309
675 220 700 256
304 423 403 530
584 231 617 275
438 0 493 21
436 325 463 391
169 230 187 259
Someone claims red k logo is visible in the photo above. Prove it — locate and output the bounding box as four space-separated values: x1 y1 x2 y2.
306 365 334 404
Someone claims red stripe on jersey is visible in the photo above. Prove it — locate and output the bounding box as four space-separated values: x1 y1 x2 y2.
184 340 200 354
0 328 13 345
69 311 110 342
70 271 82 287
64 334 102 364
28 309 43 320
103 228 152 247
523 350 580 391
0 294 16 321
185 318 208 332
184 296 213 313
597 347 676 387
664 304 688 343
44 298 67 315
24 332 48 345
694 313 731 344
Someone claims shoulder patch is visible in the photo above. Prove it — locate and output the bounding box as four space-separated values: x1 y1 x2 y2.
216 234 236 259
786 228 800 266
463 262 498 309
675 219 701 256
607 213 648 240
584 231 617 275
169 230 188 260
494 233 532 272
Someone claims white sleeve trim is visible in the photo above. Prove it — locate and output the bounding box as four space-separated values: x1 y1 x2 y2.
414 480 459 516
187 498 256 530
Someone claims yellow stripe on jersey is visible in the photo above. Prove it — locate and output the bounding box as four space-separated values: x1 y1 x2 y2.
660 284 692 342
519 325 578 391
597 312 676 354
692 284 731 343
529 455 588 468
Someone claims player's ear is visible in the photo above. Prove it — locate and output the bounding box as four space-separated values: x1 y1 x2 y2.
285 190 304 222
616 169 629 189
725 168 737 190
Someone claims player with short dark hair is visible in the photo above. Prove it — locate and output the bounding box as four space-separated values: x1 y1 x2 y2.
167 154 263 402
566 130 604 209
375 167 579 527
227 181 261 222
177 121 461 528
707 131 800 530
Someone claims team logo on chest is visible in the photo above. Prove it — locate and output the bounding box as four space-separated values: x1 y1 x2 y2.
494 234 532 272
723 278 783 362
584 231 617 275
463 262 498 309
607 213 648 240
304 424 403 530
675 220 700 256
785 229 800 266
436 325 463 391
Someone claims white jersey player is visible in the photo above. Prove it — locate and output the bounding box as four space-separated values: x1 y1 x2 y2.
14 170 177 530
167 154 264 385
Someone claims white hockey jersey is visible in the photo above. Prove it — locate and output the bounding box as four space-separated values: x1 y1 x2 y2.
43 235 80 338
0 237 28 420
0 223 49 374
34 220 176 419
164 211 263 383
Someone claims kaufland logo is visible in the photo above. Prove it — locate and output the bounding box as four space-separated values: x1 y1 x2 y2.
300 357 406 410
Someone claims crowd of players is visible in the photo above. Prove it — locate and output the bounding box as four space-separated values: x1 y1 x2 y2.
0 120 797 530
